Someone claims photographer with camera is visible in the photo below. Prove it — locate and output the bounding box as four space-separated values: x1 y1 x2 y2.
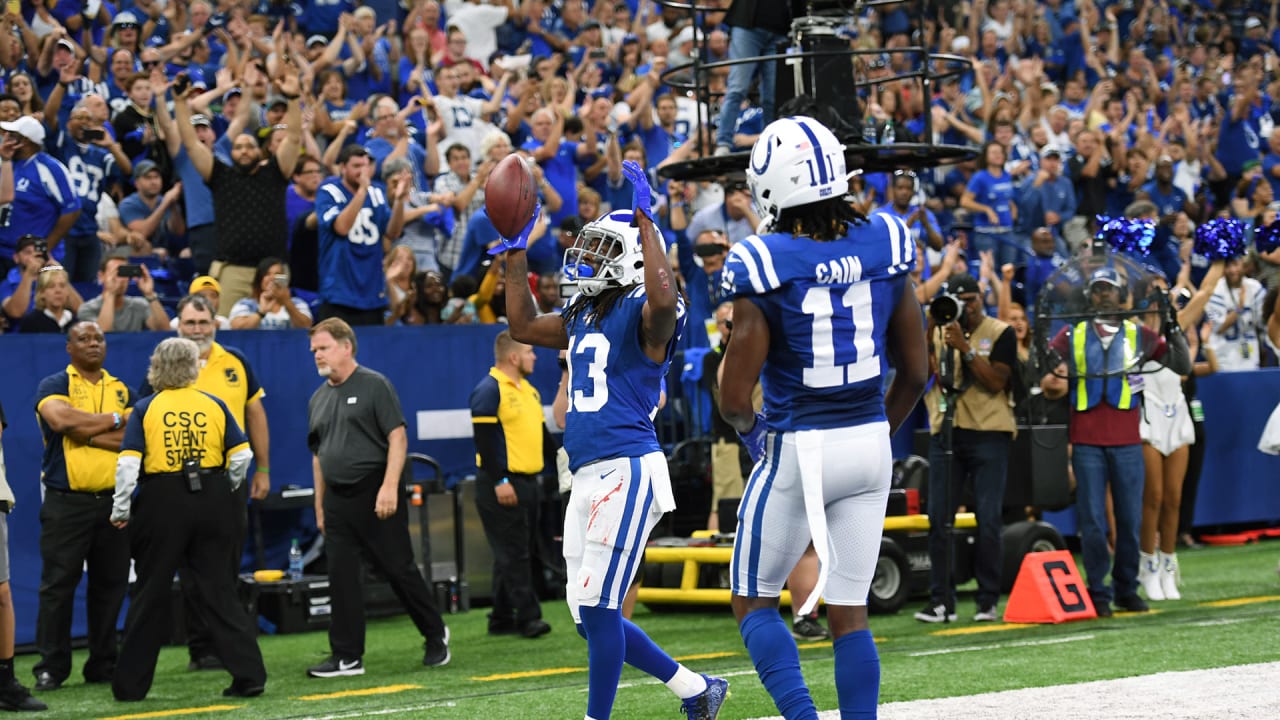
916 273 1017 624
77 255 170 332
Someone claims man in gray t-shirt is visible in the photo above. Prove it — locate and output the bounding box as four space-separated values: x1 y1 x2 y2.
77 257 169 332
304 318 449 679
307 364 405 487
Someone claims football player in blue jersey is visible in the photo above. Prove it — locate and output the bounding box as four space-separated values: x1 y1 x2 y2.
496 160 729 720
719 116 930 719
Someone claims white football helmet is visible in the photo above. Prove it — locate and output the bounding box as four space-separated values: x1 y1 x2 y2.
561 210 653 296
746 116 848 232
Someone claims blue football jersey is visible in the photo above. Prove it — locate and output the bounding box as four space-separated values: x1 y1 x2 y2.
50 129 118 239
0 153 80 256
722 212 914 432
317 178 394 310
562 287 687 471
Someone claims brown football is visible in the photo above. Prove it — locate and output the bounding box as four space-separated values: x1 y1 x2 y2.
484 154 538 239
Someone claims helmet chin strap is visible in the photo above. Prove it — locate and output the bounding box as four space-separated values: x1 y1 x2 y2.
755 211 775 236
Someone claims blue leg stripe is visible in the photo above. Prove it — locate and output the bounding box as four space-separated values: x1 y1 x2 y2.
618 480 655 599
598 457 643 607
747 436 783 597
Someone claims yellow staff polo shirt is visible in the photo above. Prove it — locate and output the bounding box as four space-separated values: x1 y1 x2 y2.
196 343 265 431
470 367 545 475
144 342 264 431
36 364 135 492
119 386 250 474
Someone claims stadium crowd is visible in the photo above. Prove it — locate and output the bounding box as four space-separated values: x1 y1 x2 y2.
0 0 1277 349
3 0 1280 713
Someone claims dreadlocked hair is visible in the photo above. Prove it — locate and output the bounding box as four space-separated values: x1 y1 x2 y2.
775 196 868 242
560 284 634 331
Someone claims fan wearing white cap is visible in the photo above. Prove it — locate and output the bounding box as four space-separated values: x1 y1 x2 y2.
0 116 81 272
719 115 929 719
108 11 143 54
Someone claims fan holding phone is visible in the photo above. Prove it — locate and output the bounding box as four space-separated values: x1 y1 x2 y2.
55 81 132 283
76 256 171 332
227 258 314 330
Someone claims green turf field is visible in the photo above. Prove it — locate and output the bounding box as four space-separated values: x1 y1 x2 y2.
22 540 1280 719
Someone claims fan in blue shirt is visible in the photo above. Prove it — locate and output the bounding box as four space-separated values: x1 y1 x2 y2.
875 171 944 251
49 104 122 281
1140 157 1196 281
963 141 1019 268
316 146 408 314
0 117 80 262
1217 74 1266 178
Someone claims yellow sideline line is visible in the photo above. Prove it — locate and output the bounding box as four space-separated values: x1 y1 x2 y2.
674 651 740 661
1201 595 1280 608
98 705 243 720
796 640 833 649
932 623 1039 636
472 667 586 681
295 684 421 701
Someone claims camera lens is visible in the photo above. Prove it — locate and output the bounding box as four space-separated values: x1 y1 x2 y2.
929 294 961 324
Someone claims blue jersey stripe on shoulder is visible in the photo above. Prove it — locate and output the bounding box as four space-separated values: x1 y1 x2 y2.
727 241 767 294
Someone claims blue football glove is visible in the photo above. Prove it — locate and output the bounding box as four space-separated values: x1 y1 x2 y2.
738 412 768 465
622 160 651 217
489 203 541 256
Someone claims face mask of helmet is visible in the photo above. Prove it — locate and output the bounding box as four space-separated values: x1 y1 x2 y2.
561 210 648 296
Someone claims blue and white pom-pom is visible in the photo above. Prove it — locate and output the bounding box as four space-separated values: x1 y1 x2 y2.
1192 217 1247 260
1096 215 1156 256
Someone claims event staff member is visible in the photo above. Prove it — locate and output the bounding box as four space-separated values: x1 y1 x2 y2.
306 318 449 677
1041 266 1191 617
469 330 552 639
916 273 1017 624
702 301 754 531
32 320 133 692
109 338 265 701
143 294 271 671
0 403 48 711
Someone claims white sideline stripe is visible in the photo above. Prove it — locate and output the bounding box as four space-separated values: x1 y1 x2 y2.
415 406 558 441
906 633 1093 657
1189 618 1246 627
298 702 457 720
746 662 1280 720
603 669 760 693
